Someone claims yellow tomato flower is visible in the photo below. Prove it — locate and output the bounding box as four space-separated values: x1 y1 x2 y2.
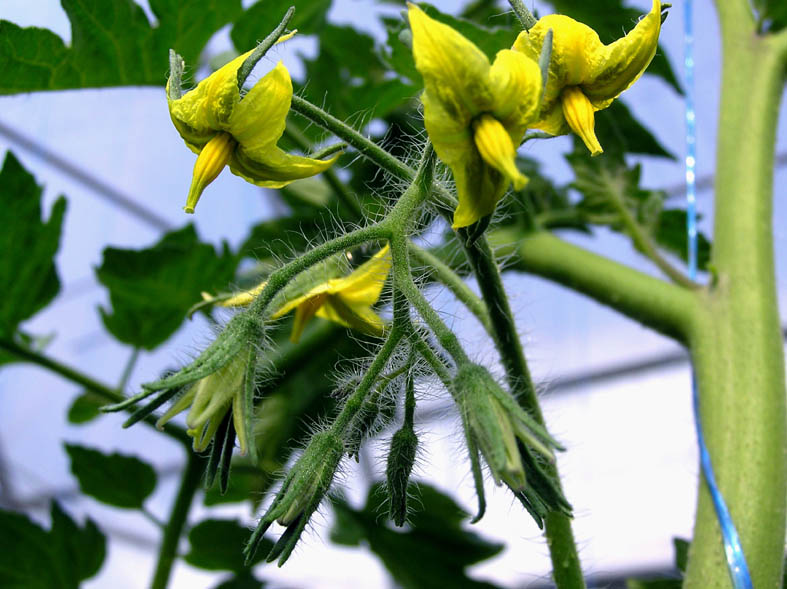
407 3 542 229
156 353 251 454
168 40 339 213
513 0 662 156
210 245 392 343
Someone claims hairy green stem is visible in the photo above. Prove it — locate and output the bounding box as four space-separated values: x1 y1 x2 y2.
248 224 388 317
408 242 493 335
0 337 189 444
507 0 537 29
459 235 585 588
283 124 362 217
684 3 787 586
331 326 403 433
492 229 697 343
290 95 414 182
149 452 203 589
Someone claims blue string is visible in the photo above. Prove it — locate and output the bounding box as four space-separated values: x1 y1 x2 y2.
684 2 752 587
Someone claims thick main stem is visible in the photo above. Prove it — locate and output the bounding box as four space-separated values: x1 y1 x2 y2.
685 5 787 587
149 452 203 589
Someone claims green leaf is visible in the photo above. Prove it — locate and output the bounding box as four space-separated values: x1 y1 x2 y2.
543 0 682 95
0 0 242 94
298 24 414 122
0 151 65 337
330 482 504 589
212 572 266 589
752 0 787 32
0 502 106 588
653 209 711 271
594 100 674 160
567 152 712 271
381 2 517 86
96 224 238 350
231 0 332 50
65 444 157 509
672 537 689 572
203 464 269 507
67 391 105 424
185 519 272 571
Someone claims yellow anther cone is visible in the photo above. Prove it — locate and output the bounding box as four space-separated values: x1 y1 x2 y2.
184 132 236 213
560 87 603 156
472 114 528 190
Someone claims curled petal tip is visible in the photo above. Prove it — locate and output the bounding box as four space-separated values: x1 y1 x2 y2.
183 206 195 214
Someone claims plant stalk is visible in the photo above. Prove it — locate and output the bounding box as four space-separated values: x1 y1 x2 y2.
685 4 787 586
460 237 585 588
149 452 203 589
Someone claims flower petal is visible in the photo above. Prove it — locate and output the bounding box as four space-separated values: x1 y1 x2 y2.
317 298 386 337
489 49 542 137
230 146 339 188
325 245 391 306
229 61 292 151
513 15 605 112
584 0 662 102
408 3 493 122
167 50 253 149
451 157 507 229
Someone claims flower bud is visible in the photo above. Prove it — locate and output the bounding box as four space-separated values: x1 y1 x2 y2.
454 364 571 526
386 424 418 526
245 431 343 565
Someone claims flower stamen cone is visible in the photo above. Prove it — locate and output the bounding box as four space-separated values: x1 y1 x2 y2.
184 132 236 213
472 114 528 190
560 87 603 156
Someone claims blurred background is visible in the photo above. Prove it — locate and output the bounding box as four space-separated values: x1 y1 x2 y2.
1 0 786 587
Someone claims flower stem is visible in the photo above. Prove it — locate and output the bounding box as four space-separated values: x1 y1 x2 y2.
459 236 585 589
0 337 189 444
407 242 493 335
507 0 537 30
149 452 203 589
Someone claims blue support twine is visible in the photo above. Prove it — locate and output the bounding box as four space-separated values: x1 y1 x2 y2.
684 2 752 587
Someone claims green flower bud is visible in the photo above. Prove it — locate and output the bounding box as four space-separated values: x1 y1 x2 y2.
386 424 418 526
245 431 343 566
454 364 571 527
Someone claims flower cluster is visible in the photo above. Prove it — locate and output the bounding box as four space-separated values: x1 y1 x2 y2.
408 0 662 225
112 1 665 567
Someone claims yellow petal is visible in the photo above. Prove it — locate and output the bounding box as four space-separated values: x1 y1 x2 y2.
472 114 528 191
229 146 339 188
167 50 252 148
232 392 248 456
156 387 196 430
184 132 236 213
229 61 292 151
325 244 391 306
317 297 386 337
408 3 493 122
584 0 662 102
513 15 605 114
488 49 542 137
529 100 570 135
451 157 507 229
561 86 603 156
217 281 268 307
289 293 329 343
